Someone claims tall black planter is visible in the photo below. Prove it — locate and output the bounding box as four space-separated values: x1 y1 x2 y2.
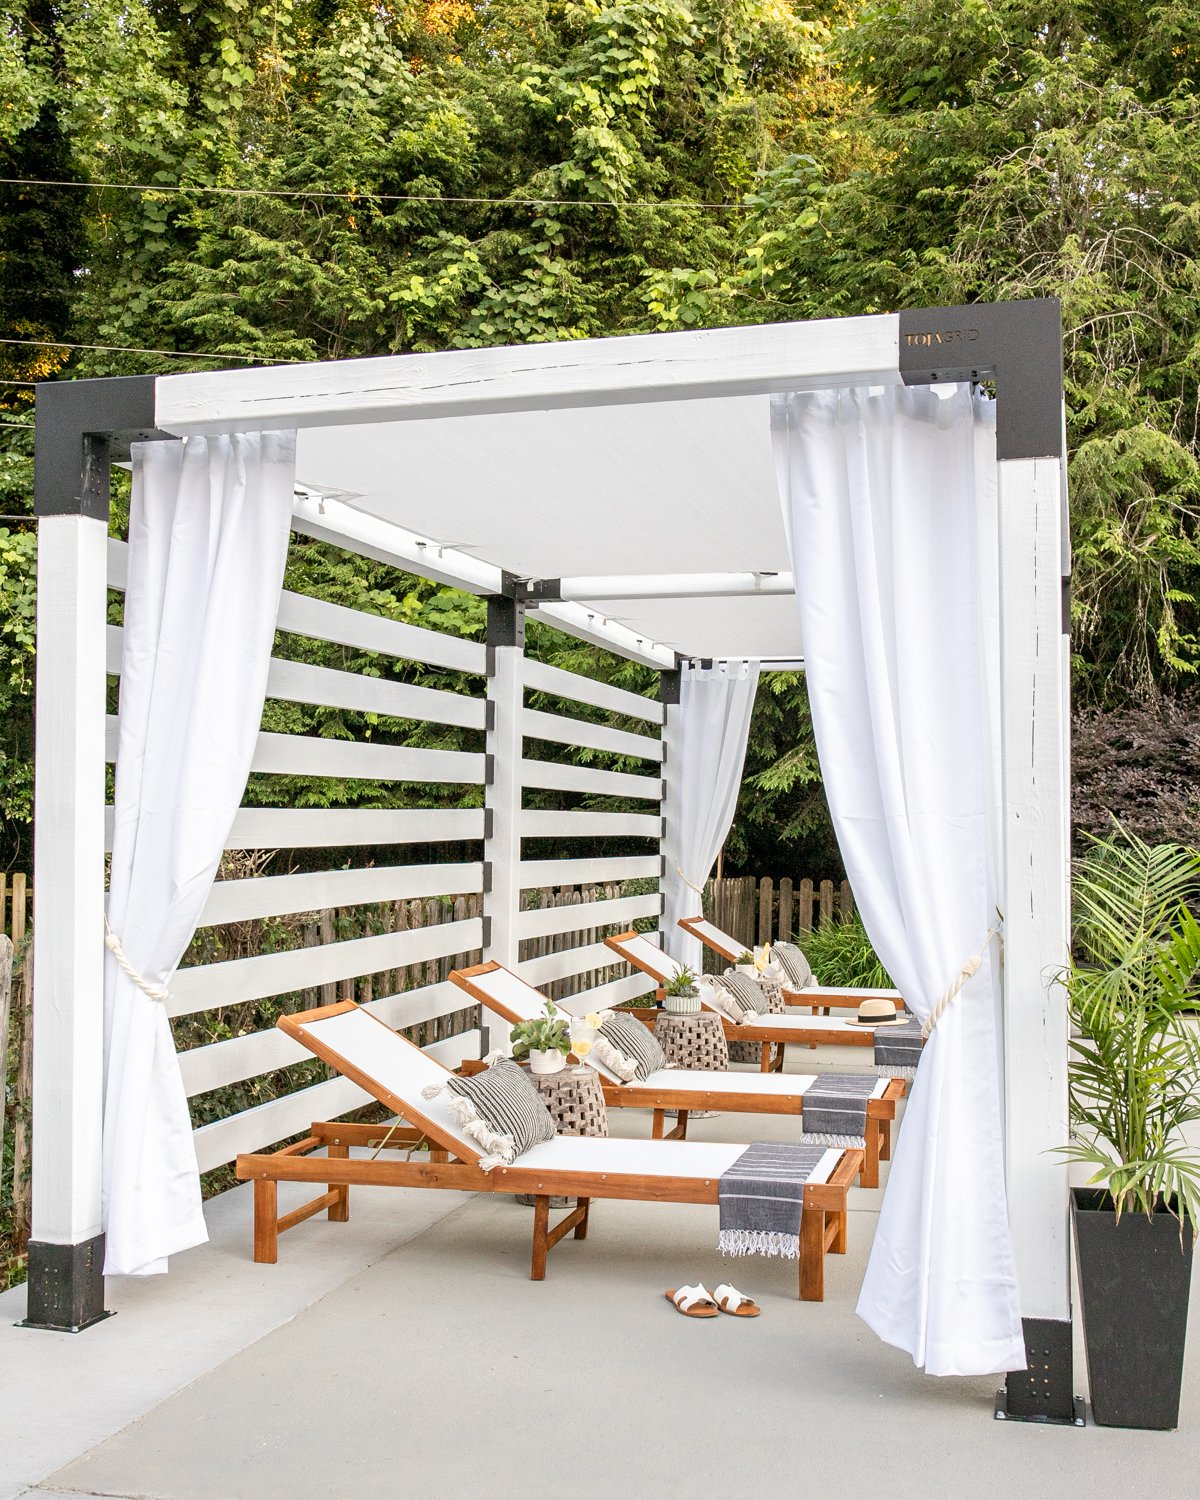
1072 1187 1195 1429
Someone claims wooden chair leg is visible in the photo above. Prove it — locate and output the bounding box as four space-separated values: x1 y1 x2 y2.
531 1195 550 1280
880 1120 892 1161
862 1122 881 1189
327 1143 350 1221
760 1043 772 1072
573 1198 590 1240
253 1179 279 1264
831 1208 848 1255
799 1206 824 1301
651 1109 665 1139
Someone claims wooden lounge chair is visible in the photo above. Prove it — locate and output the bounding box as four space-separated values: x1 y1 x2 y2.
604 930 917 1073
677 915 906 1014
234 1000 862 1300
449 960 901 1188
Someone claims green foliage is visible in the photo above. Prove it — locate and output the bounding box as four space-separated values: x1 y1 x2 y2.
800 915 892 989
663 964 698 995
6 0 1200 876
1061 827 1200 1231
509 997 571 1058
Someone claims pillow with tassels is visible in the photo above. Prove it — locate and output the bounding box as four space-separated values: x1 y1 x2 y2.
423 1056 555 1171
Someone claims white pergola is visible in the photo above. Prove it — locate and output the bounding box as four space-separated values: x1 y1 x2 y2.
30 303 1072 1415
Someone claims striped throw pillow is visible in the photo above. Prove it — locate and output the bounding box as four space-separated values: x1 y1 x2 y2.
717 970 766 1019
598 1012 668 1082
445 1057 556 1167
772 941 815 990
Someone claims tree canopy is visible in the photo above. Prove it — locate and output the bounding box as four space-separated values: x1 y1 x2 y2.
3 0 1200 871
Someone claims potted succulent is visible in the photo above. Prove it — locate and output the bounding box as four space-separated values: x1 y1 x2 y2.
1062 829 1200 1429
509 999 571 1075
734 950 757 977
663 966 702 1015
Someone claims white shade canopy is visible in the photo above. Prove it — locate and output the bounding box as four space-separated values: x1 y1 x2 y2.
293 394 801 660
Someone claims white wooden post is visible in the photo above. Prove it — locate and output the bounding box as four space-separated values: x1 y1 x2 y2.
482 596 525 1050
28 512 110 1327
997 453 1073 1397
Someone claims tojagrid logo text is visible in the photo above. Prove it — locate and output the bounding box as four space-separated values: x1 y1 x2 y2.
903 327 979 348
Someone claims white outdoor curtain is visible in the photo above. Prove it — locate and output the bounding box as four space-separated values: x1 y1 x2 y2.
103 432 297 1277
772 384 1024 1377
663 659 760 970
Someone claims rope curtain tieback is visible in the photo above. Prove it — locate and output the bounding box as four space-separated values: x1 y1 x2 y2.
104 914 171 1004
920 924 1002 1040
674 864 707 895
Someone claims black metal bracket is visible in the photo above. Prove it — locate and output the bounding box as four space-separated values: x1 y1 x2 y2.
898 299 1063 463
517 577 562 604
19 1235 112 1333
34 374 166 519
486 594 525 652
659 666 681 705
996 1318 1085 1426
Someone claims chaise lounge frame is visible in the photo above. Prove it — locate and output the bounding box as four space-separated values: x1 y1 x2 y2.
234 1000 862 1300
605 930 919 1073
449 959 902 1187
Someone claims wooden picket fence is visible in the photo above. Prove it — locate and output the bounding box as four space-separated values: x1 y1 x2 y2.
706 875 854 955
2 875 32 1258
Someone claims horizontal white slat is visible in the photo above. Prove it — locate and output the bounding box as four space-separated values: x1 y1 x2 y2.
107 538 487 675
265 656 485 728
516 893 662 940
517 942 622 986
522 707 664 763
274 589 486 674
105 716 484 784
519 758 661 801
105 805 486 854
565 972 657 1012
522 657 664 725
191 1029 481 1171
519 856 662 887
106 625 484 728
199 862 484 926
169 917 483 1016
519 810 662 839
178 981 476 1096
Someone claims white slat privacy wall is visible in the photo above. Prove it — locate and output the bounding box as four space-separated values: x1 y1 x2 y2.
513 652 665 1012
105 535 489 1173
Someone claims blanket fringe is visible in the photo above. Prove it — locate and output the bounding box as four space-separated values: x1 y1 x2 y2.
801 1131 866 1149
718 1229 800 1260
876 1065 917 1082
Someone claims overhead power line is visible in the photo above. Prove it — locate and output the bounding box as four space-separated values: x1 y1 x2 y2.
0 176 751 211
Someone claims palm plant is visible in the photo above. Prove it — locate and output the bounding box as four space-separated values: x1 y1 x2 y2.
1063 828 1200 1231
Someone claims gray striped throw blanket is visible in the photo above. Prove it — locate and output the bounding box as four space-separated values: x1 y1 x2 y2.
801 1073 877 1147
874 1016 923 1080
718 1142 828 1260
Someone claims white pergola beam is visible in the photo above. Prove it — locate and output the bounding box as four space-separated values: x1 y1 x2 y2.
546 571 794 601
154 316 901 435
532 600 676 669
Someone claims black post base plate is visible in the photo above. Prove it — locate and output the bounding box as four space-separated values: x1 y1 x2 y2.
995 1390 1086 1427
17 1308 116 1334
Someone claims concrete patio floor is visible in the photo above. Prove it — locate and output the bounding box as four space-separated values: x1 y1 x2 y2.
3 1053 1198 1500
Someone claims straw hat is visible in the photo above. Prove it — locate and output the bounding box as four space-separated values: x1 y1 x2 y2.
854 997 904 1026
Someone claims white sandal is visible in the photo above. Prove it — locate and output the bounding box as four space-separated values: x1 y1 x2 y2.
665 1283 720 1318
713 1283 761 1317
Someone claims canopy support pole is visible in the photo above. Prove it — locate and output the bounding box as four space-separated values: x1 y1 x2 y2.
481 594 525 1052
25 374 160 1330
